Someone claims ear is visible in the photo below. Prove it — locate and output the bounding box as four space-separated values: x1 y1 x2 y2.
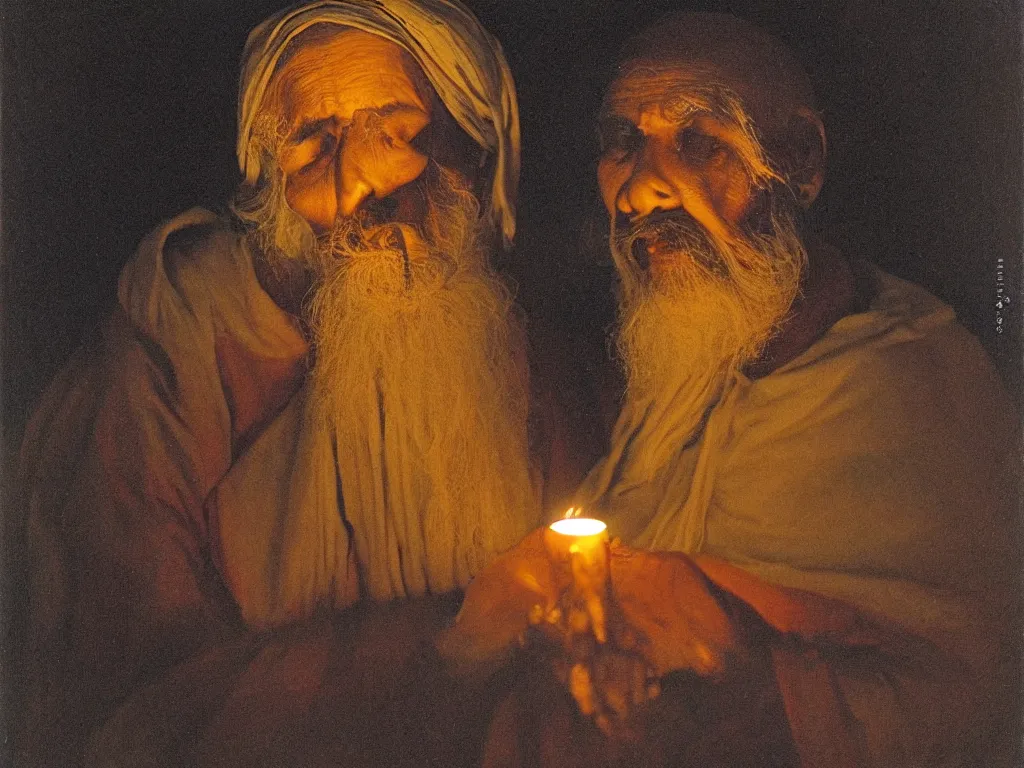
781 106 826 208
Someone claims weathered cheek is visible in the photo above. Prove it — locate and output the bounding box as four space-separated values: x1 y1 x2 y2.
284 175 337 233
707 161 755 225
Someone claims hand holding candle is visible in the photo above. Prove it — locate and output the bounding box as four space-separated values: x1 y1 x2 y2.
438 527 556 679
442 511 745 740
533 510 658 736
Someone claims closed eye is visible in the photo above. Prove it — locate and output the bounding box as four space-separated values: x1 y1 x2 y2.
383 108 430 150
279 116 344 176
408 121 432 154
312 132 339 161
297 131 340 174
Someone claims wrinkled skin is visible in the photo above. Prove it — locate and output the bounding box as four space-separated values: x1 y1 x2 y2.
596 58 824 278
265 29 481 239
597 67 762 253
438 528 556 680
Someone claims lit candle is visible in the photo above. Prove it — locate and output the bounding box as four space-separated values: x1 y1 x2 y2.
544 514 610 642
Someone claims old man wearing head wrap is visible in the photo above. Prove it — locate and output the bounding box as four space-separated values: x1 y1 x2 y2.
15 2 584 764
451 12 1019 767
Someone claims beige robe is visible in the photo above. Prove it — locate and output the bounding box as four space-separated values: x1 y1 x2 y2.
577 268 1020 766
14 208 569 765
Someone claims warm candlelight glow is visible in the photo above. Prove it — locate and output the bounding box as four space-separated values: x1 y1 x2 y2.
549 518 607 537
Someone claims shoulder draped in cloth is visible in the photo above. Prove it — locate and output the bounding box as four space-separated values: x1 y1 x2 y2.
236 0 521 246
16 207 554 763
17 209 295 763
576 268 1020 766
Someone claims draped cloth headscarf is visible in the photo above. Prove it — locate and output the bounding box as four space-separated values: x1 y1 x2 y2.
236 0 520 246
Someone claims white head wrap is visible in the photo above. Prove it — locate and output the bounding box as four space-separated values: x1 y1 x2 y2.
237 0 520 245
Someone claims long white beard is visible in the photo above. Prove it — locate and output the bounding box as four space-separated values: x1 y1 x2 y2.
304 170 538 600
612 199 807 479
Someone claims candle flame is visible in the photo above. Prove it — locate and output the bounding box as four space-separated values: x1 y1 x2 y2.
563 506 582 519
549 518 607 537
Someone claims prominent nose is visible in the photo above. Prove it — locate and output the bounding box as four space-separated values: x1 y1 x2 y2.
337 151 373 218
616 141 683 220
337 111 428 217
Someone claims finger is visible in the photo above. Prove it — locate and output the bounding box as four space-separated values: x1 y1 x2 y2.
600 674 631 720
584 593 606 644
608 540 648 571
569 662 596 717
510 558 557 608
527 602 566 629
591 651 645 721
607 537 632 556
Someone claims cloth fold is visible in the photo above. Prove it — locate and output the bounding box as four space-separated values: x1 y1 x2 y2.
236 0 520 245
575 267 1019 764
209 384 361 628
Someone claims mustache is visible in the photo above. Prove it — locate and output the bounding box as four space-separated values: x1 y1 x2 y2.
310 190 475 298
318 222 457 297
319 216 409 255
316 164 433 258
614 209 725 276
318 212 452 274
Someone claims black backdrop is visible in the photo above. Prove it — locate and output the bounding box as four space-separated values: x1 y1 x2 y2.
2 0 1021 445
2 0 1024 444
0 0 1021 757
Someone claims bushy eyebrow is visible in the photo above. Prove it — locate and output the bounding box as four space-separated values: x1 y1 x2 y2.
373 102 426 119
288 116 339 145
661 84 738 126
601 71 783 186
601 67 733 122
286 102 428 146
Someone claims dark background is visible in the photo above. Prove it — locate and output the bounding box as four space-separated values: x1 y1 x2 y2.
1 0 1021 753
2 0 1021 444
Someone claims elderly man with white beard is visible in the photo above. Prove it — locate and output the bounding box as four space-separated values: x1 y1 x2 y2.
449 12 1019 768
14 2 591 765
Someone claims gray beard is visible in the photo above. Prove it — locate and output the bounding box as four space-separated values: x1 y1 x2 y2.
611 200 807 478
299 176 538 599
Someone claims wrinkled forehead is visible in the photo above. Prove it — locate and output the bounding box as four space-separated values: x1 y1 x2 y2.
268 28 434 119
602 60 782 185
604 60 755 122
